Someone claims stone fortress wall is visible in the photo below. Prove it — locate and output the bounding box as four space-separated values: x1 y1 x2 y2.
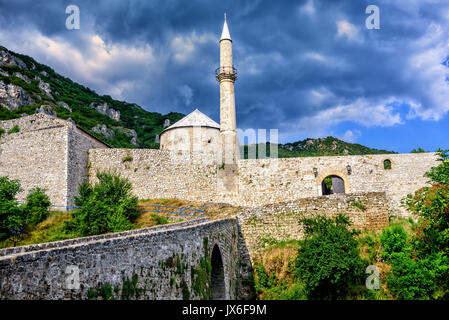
236 153 438 215
237 192 390 257
88 148 438 216
88 148 221 203
0 218 240 300
0 114 108 206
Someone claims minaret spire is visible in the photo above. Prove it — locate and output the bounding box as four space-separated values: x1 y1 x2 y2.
215 15 237 165
220 13 232 42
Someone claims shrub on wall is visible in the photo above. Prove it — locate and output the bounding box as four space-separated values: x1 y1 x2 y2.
66 171 139 236
7 125 20 134
423 149 449 185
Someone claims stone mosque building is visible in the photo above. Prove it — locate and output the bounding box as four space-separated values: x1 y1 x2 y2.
160 16 238 164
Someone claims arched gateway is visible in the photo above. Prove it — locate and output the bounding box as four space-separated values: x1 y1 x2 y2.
321 175 346 195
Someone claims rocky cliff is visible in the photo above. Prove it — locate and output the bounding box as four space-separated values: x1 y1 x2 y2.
0 45 184 148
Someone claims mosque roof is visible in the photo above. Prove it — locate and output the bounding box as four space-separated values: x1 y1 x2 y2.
160 109 220 134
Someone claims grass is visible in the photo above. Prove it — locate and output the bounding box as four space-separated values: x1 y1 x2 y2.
133 213 170 229
121 155 133 163
252 240 307 300
0 212 77 248
138 198 240 220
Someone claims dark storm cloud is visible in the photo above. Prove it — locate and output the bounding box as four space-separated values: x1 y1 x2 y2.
0 0 448 143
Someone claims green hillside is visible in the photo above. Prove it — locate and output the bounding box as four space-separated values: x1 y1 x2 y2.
0 46 184 148
241 136 396 159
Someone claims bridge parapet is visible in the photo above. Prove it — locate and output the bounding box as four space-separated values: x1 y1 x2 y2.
0 218 240 300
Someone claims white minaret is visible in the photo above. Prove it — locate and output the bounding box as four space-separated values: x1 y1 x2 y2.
216 13 238 165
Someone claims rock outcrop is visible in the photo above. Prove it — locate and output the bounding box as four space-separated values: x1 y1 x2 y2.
38 105 56 117
13 72 31 83
91 124 115 140
123 128 138 146
114 127 138 146
0 80 34 110
57 101 72 112
36 77 53 100
0 49 27 68
89 102 120 121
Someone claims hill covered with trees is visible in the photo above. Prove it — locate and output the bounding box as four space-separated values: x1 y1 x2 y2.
241 136 397 159
0 46 184 148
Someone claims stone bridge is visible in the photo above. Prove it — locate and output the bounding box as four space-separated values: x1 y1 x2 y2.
0 218 243 300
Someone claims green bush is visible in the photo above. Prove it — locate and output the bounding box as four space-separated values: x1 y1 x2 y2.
385 250 448 300
380 224 408 260
391 149 449 299
0 177 51 244
0 177 24 240
424 149 449 185
411 147 427 153
66 171 139 236
254 261 308 300
405 150 449 255
152 214 169 225
295 214 366 299
23 187 51 227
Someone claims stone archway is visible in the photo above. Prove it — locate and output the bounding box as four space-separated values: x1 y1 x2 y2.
210 244 225 300
321 175 346 195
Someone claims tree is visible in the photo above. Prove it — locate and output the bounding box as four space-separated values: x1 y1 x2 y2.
23 187 51 227
295 214 366 299
0 177 23 240
66 171 139 236
411 147 427 153
0 178 52 244
424 149 449 185
405 150 449 255
380 224 448 300
399 149 449 299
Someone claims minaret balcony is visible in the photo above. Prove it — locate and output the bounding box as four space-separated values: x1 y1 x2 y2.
215 66 238 82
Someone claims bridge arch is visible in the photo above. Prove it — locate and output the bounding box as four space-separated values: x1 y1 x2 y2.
210 244 225 300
